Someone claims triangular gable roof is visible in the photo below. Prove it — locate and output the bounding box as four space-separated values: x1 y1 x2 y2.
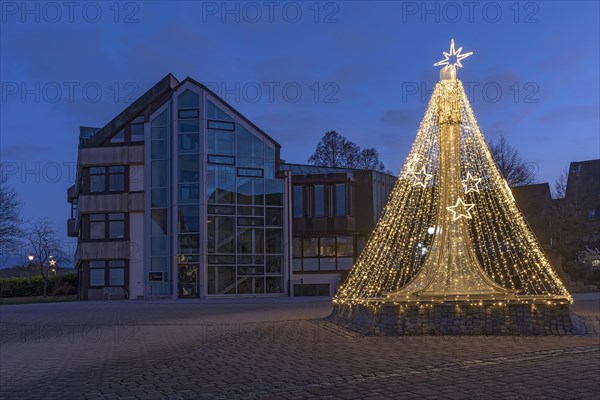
81 73 179 147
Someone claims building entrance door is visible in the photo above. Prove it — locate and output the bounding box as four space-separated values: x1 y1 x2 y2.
178 264 200 298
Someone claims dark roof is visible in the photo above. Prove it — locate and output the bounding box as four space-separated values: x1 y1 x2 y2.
281 163 356 175
281 162 397 178
81 73 179 148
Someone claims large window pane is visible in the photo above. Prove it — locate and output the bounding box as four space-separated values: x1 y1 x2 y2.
109 268 125 286
90 269 105 286
151 209 167 236
151 188 168 207
266 255 282 274
207 130 234 155
130 123 144 142
335 184 346 216
207 216 235 253
151 127 167 140
151 236 168 255
266 229 282 254
237 125 264 158
314 185 324 217
293 185 303 218
151 110 168 127
178 89 199 109
179 184 200 203
208 265 236 294
179 234 200 253
265 208 282 226
178 155 199 183
237 178 264 205
179 119 199 133
108 166 125 192
179 134 199 153
178 206 199 233
151 161 168 187
266 277 283 293
207 165 236 204
152 140 168 158
320 237 336 257
108 213 125 239
238 228 264 254
207 100 233 121
265 180 283 206
89 168 105 193
320 258 336 271
89 214 105 239
303 238 318 257
337 236 354 256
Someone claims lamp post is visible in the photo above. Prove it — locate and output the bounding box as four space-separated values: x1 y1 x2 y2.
27 255 34 280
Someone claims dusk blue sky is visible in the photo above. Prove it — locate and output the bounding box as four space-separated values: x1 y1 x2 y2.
1 1 599 266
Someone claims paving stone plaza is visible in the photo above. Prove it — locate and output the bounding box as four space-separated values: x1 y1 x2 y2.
1 294 599 399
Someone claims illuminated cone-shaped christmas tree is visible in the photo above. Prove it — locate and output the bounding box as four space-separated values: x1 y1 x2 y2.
334 40 571 307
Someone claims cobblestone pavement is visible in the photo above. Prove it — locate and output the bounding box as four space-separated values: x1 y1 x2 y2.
1 295 599 400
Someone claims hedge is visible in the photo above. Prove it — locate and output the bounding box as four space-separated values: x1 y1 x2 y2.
0 273 78 298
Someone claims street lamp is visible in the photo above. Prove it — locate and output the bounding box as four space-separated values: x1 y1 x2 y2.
27 255 34 280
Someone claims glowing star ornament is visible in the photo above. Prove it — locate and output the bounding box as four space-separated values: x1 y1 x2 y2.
462 172 482 194
434 39 473 78
446 197 475 221
412 166 433 187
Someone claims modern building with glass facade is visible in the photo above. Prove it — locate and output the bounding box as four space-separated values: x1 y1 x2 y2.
68 74 289 300
282 163 396 296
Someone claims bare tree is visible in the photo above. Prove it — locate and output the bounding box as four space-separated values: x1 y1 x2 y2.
27 218 65 296
553 167 568 199
308 131 385 171
0 175 24 256
487 135 537 187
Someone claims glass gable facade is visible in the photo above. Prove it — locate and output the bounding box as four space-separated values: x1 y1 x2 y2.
204 99 284 296
147 87 286 298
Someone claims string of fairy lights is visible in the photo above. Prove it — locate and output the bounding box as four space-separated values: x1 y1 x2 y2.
333 41 571 307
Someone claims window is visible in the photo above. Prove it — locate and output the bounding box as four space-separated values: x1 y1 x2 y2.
314 185 325 217
87 213 126 240
207 216 235 253
110 129 125 143
89 261 105 286
293 186 303 218
335 184 346 216
108 166 125 192
88 166 126 193
208 165 236 204
179 89 199 109
89 260 126 287
208 130 235 155
208 155 235 165
265 208 282 226
130 123 144 142
89 167 105 193
293 236 356 272
208 120 235 131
